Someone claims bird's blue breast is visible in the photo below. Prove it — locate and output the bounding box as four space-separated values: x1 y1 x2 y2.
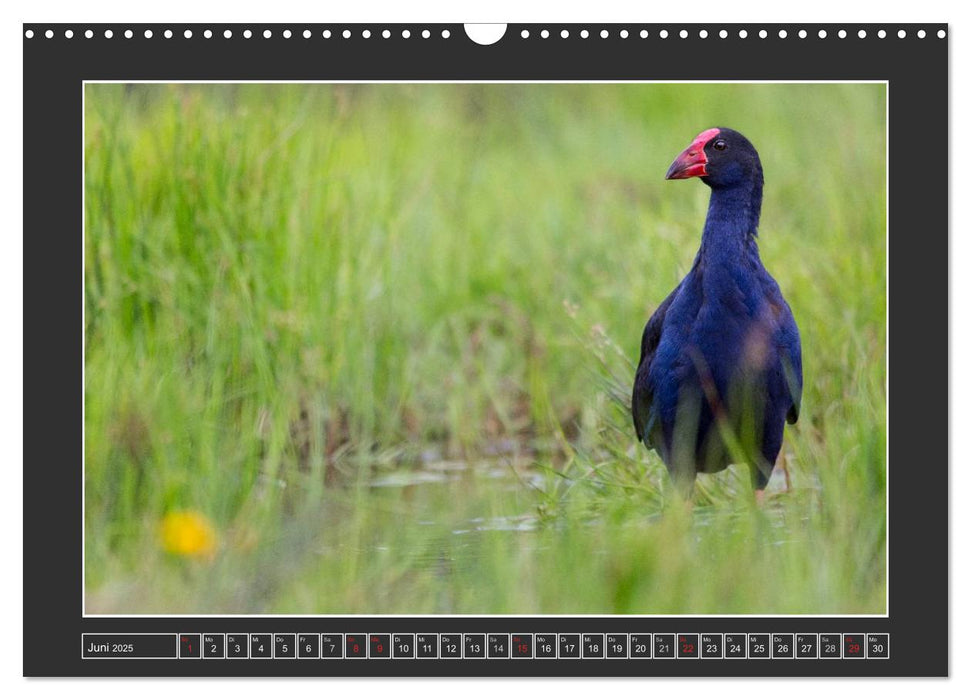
647 255 788 467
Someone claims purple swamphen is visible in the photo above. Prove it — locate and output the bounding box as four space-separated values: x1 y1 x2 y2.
632 128 802 500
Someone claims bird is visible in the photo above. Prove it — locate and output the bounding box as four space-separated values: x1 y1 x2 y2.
632 127 802 502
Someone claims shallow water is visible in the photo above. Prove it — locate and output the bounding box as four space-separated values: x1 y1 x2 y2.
359 451 812 576
367 455 545 537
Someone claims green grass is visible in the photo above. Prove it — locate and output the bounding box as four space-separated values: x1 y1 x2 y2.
84 83 886 614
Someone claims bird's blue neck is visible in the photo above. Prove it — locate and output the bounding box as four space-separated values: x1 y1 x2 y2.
698 180 763 265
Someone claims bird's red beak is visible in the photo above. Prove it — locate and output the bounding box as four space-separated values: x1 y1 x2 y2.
665 128 720 180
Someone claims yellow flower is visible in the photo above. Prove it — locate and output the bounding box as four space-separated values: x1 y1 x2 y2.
160 511 217 559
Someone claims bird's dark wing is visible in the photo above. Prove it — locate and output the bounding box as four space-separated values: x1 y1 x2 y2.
632 284 681 444
759 271 802 426
777 300 802 425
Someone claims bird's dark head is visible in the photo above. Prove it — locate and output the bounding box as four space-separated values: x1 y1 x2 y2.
665 127 763 190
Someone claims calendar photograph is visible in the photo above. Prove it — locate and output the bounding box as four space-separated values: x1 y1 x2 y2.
82 81 887 616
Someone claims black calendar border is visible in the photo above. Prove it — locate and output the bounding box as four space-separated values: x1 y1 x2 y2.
23 23 948 677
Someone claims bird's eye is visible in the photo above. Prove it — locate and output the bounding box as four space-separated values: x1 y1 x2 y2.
712 139 727 151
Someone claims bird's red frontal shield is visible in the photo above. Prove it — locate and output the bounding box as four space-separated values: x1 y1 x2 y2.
665 127 720 180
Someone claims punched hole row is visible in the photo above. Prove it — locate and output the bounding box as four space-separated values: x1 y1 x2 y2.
519 27 946 40
25 27 453 40
25 26 947 41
